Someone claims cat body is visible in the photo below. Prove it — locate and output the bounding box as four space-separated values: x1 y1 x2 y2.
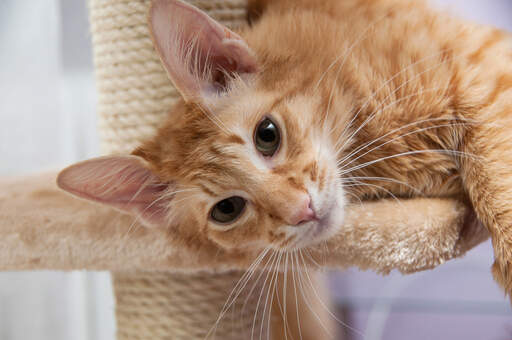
58 0 512 299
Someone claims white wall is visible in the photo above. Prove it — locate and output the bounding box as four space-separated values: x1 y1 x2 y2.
0 1 113 339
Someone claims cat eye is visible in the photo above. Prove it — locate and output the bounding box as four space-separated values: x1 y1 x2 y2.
255 118 281 157
210 196 246 224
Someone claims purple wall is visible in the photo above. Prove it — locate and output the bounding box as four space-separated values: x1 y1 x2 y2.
329 243 512 340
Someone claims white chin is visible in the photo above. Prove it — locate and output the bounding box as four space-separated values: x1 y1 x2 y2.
288 193 346 250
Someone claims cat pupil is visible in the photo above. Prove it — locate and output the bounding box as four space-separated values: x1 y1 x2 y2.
259 126 275 142
218 200 234 214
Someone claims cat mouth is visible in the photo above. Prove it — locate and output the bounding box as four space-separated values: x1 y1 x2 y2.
304 215 336 245
282 200 342 250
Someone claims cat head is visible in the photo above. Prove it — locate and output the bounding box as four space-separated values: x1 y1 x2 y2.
57 0 346 251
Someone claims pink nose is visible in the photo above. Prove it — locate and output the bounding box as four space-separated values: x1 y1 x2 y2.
289 195 317 225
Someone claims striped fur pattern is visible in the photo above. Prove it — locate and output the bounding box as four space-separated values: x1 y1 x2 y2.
61 0 512 302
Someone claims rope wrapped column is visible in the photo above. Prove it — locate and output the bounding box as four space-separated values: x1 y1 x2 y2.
113 271 264 339
90 0 248 153
88 1 268 339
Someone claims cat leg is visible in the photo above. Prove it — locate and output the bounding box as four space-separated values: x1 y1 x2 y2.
461 94 512 302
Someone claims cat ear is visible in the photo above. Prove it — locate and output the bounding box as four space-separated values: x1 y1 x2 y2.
149 0 258 103
57 156 171 227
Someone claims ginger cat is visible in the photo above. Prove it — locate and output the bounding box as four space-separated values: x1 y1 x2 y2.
58 0 512 313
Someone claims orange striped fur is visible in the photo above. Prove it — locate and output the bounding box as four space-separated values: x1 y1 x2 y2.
139 0 512 300
61 0 512 307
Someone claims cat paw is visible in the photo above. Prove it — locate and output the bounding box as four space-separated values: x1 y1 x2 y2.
492 257 512 301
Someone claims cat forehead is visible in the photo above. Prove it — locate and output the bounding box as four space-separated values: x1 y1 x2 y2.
211 85 320 128
154 83 325 183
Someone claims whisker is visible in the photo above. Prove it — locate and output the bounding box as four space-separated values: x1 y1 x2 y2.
282 252 289 340
334 87 446 154
196 103 232 136
293 251 333 337
340 179 403 205
251 250 279 340
170 194 202 206
341 176 423 195
322 241 329 269
291 250 303 340
241 251 277 319
338 120 475 169
270 252 295 340
263 251 283 340
336 116 476 163
298 250 364 337
119 189 194 251
158 187 198 200
339 149 480 175
141 188 198 215
335 49 461 153
344 190 364 205
303 248 323 270
318 12 390 133
206 247 271 339
314 12 389 92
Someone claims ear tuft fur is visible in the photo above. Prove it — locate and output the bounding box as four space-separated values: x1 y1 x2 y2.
149 0 258 103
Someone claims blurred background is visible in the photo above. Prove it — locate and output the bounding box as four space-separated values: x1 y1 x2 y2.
0 0 511 339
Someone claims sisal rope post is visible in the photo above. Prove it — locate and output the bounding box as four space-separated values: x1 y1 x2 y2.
113 271 264 339
89 1 270 339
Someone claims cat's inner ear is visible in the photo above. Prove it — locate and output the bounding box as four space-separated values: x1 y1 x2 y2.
57 156 171 227
149 0 258 102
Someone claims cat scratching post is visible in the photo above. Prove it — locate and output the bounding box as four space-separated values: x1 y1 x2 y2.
89 1 269 339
